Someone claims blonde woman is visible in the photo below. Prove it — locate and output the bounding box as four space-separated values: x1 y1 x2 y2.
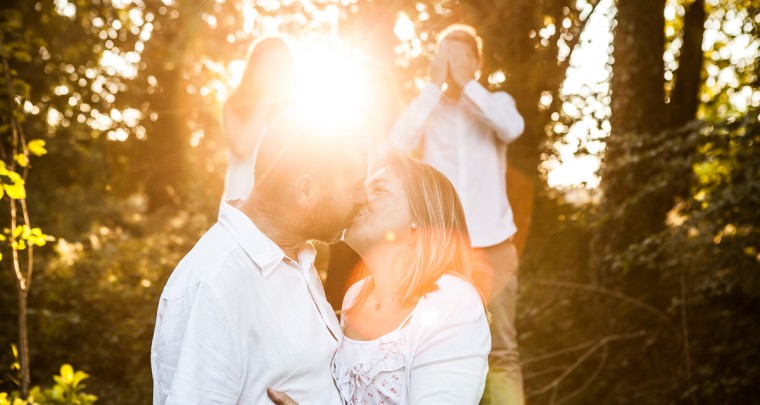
269 153 491 404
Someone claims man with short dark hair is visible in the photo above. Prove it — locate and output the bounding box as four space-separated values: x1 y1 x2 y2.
391 23 526 405
151 112 367 404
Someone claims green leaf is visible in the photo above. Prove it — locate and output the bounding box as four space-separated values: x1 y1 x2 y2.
3 177 26 199
11 79 31 100
14 153 28 167
53 375 64 386
12 225 25 239
12 50 31 63
50 385 63 400
72 370 89 387
27 140 47 156
59 364 74 384
28 234 47 247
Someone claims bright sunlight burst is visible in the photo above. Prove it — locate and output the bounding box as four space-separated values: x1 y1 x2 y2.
223 37 371 134
223 2 371 136
292 39 369 131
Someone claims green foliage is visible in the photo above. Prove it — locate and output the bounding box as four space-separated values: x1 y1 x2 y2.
607 110 759 400
1 2 56 395
699 0 759 121
0 364 96 405
519 109 760 403
0 162 26 201
20 184 218 404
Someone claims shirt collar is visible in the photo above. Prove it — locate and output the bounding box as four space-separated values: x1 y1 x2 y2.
218 202 317 279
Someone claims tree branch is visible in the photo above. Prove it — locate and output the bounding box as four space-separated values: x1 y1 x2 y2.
533 279 680 337
523 339 596 365
556 343 609 404
527 330 647 398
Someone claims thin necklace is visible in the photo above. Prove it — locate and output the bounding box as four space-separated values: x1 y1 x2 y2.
373 289 395 311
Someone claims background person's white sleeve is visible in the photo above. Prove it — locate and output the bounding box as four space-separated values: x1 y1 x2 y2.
153 283 243 405
222 102 269 160
462 80 525 144
408 284 491 404
389 83 443 152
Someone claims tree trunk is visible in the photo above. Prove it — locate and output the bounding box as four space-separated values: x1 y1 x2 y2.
668 0 705 128
595 0 668 262
603 0 667 212
610 0 667 138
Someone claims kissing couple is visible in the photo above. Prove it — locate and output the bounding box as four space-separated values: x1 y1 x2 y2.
151 112 490 404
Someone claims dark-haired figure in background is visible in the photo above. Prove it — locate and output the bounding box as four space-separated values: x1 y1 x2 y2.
222 37 294 201
390 24 526 405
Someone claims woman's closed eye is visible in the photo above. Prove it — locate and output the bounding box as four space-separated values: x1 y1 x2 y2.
370 186 388 196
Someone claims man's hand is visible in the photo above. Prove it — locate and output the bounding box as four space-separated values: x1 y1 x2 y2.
448 43 478 89
430 46 449 88
267 388 299 405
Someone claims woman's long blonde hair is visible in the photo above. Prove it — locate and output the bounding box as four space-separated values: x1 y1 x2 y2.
348 153 477 313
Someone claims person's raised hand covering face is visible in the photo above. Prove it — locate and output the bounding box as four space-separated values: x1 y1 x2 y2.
445 39 478 90
430 44 449 88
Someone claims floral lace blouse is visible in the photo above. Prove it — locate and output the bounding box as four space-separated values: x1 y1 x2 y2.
331 275 491 405
331 312 413 404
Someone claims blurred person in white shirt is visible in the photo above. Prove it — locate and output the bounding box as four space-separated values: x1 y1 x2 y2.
221 37 294 202
151 112 368 405
389 24 526 405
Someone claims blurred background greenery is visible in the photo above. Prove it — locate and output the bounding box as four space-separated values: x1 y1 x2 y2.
0 0 758 403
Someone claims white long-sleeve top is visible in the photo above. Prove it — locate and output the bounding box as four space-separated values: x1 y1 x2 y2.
332 274 491 404
221 106 267 201
151 202 342 405
222 101 287 201
390 81 525 248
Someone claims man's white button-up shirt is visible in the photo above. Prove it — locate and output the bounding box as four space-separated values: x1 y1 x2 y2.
390 80 525 248
151 202 342 405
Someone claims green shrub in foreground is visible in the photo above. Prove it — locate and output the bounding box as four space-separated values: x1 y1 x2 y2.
0 364 96 405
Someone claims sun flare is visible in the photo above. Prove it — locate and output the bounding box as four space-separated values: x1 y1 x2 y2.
292 40 369 132
223 36 371 137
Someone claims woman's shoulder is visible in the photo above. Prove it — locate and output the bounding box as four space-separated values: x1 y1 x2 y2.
429 274 483 303
413 274 486 321
409 274 489 343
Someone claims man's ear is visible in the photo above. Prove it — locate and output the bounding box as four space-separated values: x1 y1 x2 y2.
474 58 483 80
293 174 321 208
